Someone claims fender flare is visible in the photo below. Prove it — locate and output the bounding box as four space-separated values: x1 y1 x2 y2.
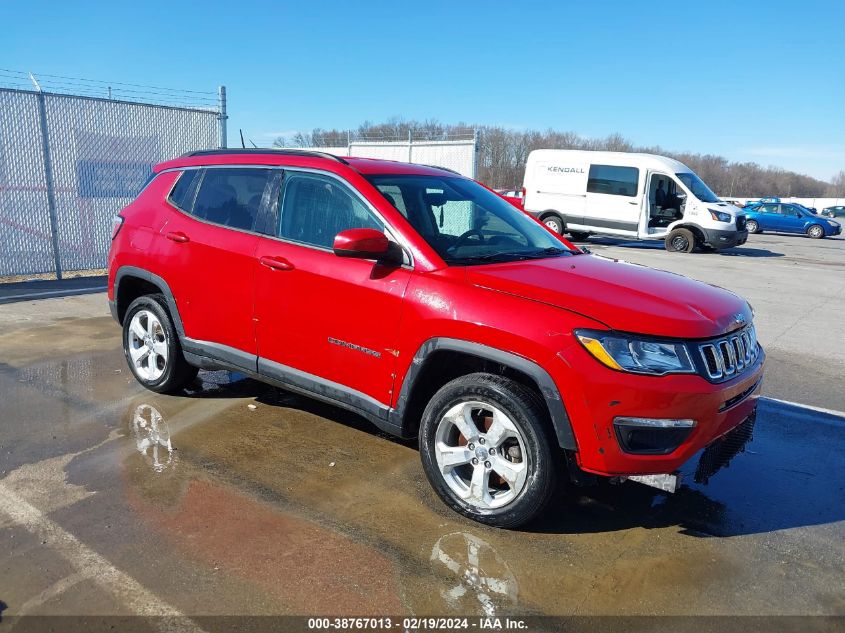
389 337 577 450
112 265 185 337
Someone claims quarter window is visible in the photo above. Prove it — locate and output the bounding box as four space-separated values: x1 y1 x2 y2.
277 172 383 248
587 164 639 197
191 168 272 231
168 170 199 211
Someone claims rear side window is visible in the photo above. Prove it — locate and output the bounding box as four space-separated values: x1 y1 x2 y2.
191 168 272 232
168 170 199 211
277 172 382 248
587 164 639 197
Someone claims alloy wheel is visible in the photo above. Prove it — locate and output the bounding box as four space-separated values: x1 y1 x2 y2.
434 401 529 510
127 310 169 381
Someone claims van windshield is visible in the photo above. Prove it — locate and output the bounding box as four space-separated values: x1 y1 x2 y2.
365 174 576 265
675 172 720 203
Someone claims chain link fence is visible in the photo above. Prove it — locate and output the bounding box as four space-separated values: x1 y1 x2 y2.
0 83 222 279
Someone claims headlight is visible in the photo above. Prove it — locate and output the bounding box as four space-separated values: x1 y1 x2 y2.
828 220 840 227
708 208 732 223
575 330 695 375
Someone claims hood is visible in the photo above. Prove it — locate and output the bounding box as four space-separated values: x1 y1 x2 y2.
466 254 751 339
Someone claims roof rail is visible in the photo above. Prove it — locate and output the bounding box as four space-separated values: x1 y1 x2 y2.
183 148 348 164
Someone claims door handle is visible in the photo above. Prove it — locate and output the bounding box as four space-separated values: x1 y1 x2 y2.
260 255 294 271
166 231 190 243
628 201 638 205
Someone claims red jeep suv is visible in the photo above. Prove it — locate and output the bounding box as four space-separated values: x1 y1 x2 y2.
108 149 764 527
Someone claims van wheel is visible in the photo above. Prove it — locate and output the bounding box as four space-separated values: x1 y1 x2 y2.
568 231 590 241
746 219 759 234
541 214 564 234
419 373 557 528
665 228 695 253
807 224 825 239
123 294 198 394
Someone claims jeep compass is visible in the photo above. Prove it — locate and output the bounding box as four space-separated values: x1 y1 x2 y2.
108 149 764 528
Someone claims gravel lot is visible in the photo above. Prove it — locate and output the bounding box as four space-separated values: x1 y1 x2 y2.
0 231 843 621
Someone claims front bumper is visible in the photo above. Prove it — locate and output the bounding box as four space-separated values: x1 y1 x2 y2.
827 224 842 236
702 227 747 248
565 345 765 477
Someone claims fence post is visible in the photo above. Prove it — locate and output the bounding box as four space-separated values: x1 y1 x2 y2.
407 129 413 163
472 129 479 179
217 85 228 148
35 91 63 280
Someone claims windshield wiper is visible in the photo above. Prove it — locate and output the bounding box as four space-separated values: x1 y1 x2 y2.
450 247 574 265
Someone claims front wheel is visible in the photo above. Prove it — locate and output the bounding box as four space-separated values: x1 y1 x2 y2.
746 219 760 234
123 294 198 394
665 227 696 253
419 373 557 528
807 224 825 239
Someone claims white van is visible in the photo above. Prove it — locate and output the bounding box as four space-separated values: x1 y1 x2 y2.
522 150 748 252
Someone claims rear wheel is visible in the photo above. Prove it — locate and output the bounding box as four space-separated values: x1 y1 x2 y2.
665 228 696 253
541 214 564 234
746 219 759 234
123 294 198 394
807 224 825 239
419 373 557 528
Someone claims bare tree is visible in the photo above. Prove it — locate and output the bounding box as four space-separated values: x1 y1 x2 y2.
270 117 837 194
826 170 845 197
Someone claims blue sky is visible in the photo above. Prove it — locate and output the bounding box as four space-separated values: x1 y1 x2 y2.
2 0 843 180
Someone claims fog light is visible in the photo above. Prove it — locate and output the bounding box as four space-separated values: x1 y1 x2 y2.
613 417 696 455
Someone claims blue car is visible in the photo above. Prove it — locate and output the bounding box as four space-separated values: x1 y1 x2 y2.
745 202 841 239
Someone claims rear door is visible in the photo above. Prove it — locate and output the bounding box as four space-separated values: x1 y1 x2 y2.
253 169 411 411
581 164 641 235
158 167 274 357
755 204 779 230
525 157 588 223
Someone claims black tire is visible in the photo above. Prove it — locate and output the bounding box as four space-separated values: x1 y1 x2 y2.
419 373 558 528
568 231 591 241
540 214 564 234
665 227 696 253
807 224 825 239
122 294 198 394
746 219 760 234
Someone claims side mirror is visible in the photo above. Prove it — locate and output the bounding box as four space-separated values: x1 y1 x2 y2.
333 228 402 264
676 191 687 200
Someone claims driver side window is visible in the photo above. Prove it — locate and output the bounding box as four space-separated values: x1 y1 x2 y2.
276 172 382 248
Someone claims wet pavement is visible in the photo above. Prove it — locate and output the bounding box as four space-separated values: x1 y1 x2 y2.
1 293 844 619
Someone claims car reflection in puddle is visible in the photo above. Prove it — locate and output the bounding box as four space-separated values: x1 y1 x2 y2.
130 403 175 473
430 532 518 616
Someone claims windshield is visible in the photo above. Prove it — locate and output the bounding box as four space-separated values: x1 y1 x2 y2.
675 172 720 203
365 174 575 265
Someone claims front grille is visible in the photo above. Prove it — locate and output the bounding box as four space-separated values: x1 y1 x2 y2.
698 324 759 381
736 214 747 231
